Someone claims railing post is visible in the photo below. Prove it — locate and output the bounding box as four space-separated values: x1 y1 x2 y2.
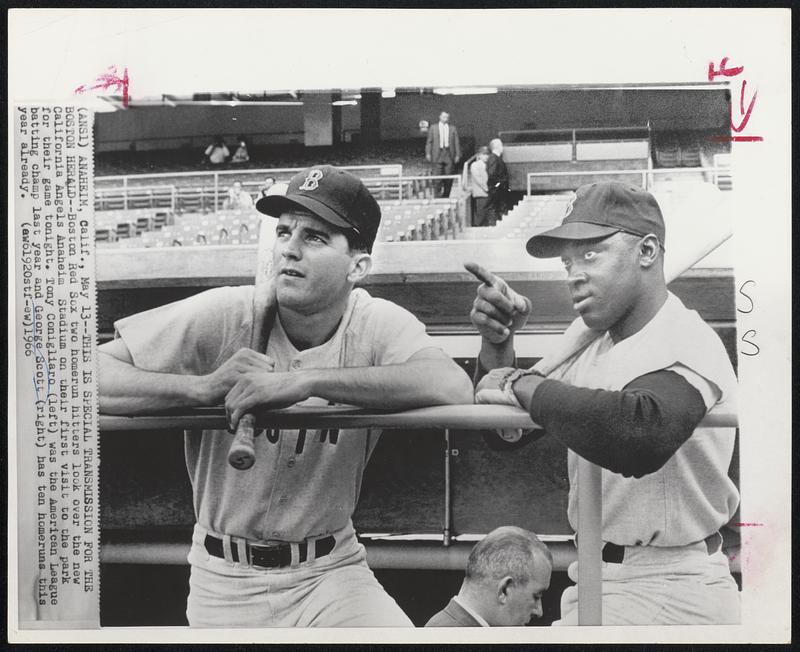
443 428 452 547
398 168 403 200
577 456 602 625
213 172 219 214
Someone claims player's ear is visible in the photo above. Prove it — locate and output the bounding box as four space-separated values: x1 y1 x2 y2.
638 234 661 269
347 253 372 282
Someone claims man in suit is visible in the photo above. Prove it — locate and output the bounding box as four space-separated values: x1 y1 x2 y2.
486 138 509 225
425 111 461 198
425 526 552 627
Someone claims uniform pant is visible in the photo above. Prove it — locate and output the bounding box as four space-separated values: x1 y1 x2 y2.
553 540 741 625
186 523 413 627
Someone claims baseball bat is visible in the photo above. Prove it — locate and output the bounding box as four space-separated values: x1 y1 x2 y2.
227 217 278 470
531 193 733 377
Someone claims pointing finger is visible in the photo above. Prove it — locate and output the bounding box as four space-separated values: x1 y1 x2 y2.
464 261 502 288
477 284 515 315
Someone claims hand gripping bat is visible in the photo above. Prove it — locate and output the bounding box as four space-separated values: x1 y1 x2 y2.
227 218 278 470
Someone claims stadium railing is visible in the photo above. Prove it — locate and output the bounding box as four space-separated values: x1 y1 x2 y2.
95 184 178 212
526 166 731 196
95 165 404 212
100 404 737 625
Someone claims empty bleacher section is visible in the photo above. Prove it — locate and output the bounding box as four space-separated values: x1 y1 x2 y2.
459 194 572 242
94 161 474 248
651 130 730 168
501 126 653 193
501 127 732 194
97 199 465 249
94 165 460 214
95 140 434 177
378 199 465 242
95 174 732 255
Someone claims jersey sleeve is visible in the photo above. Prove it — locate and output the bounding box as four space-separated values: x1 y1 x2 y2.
666 362 722 412
528 369 708 478
357 297 439 366
113 286 253 377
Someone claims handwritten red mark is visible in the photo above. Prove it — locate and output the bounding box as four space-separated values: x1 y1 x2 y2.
707 56 762 142
708 57 744 81
731 522 764 527
708 135 764 142
731 79 758 133
74 65 129 107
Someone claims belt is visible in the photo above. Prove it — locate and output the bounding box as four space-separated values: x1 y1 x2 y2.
204 534 335 569
602 531 723 564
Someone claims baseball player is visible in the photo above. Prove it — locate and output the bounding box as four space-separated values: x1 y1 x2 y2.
98 165 473 627
467 181 740 625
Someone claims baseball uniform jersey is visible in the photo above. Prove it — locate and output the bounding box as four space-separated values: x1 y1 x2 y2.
114 285 437 626
548 291 740 624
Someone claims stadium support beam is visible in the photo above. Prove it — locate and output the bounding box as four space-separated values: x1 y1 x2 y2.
360 89 381 144
303 92 334 147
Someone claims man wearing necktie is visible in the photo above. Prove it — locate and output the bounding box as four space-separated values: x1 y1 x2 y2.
425 111 461 198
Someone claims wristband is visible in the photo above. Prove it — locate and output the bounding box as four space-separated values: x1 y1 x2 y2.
501 367 545 397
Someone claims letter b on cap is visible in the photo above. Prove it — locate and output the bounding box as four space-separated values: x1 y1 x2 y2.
299 169 324 191
563 193 576 218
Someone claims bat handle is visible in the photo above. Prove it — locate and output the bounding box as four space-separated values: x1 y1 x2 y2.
228 412 258 470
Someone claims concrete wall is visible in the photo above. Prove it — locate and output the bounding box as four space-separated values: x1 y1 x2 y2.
380 89 729 146
95 89 728 152
94 104 305 152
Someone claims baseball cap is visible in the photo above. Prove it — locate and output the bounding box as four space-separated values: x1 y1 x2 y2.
256 165 381 252
526 182 666 258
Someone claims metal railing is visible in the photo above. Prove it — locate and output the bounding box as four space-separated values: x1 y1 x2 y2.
526 165 732 196
100 403 737 625
500 125 651 144
95 165 404 213
95 184 178 212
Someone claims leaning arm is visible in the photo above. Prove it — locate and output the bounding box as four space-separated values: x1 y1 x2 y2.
513 370 709 477
225 347 474 428
304 347 473 409
98 339 211 414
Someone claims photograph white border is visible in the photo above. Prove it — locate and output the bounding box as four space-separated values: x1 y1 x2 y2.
7 8 792 644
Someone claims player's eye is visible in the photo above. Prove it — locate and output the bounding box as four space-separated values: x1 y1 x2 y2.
583 250 598 261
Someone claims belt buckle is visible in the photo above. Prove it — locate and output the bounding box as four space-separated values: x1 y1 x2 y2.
249 541 287 569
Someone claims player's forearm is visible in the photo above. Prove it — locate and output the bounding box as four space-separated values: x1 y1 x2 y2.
474 339 516 385
517 371 707 478
303 359 473 409
98 352 210 414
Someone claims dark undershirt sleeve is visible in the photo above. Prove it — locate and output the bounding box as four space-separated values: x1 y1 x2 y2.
527 370 707 478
